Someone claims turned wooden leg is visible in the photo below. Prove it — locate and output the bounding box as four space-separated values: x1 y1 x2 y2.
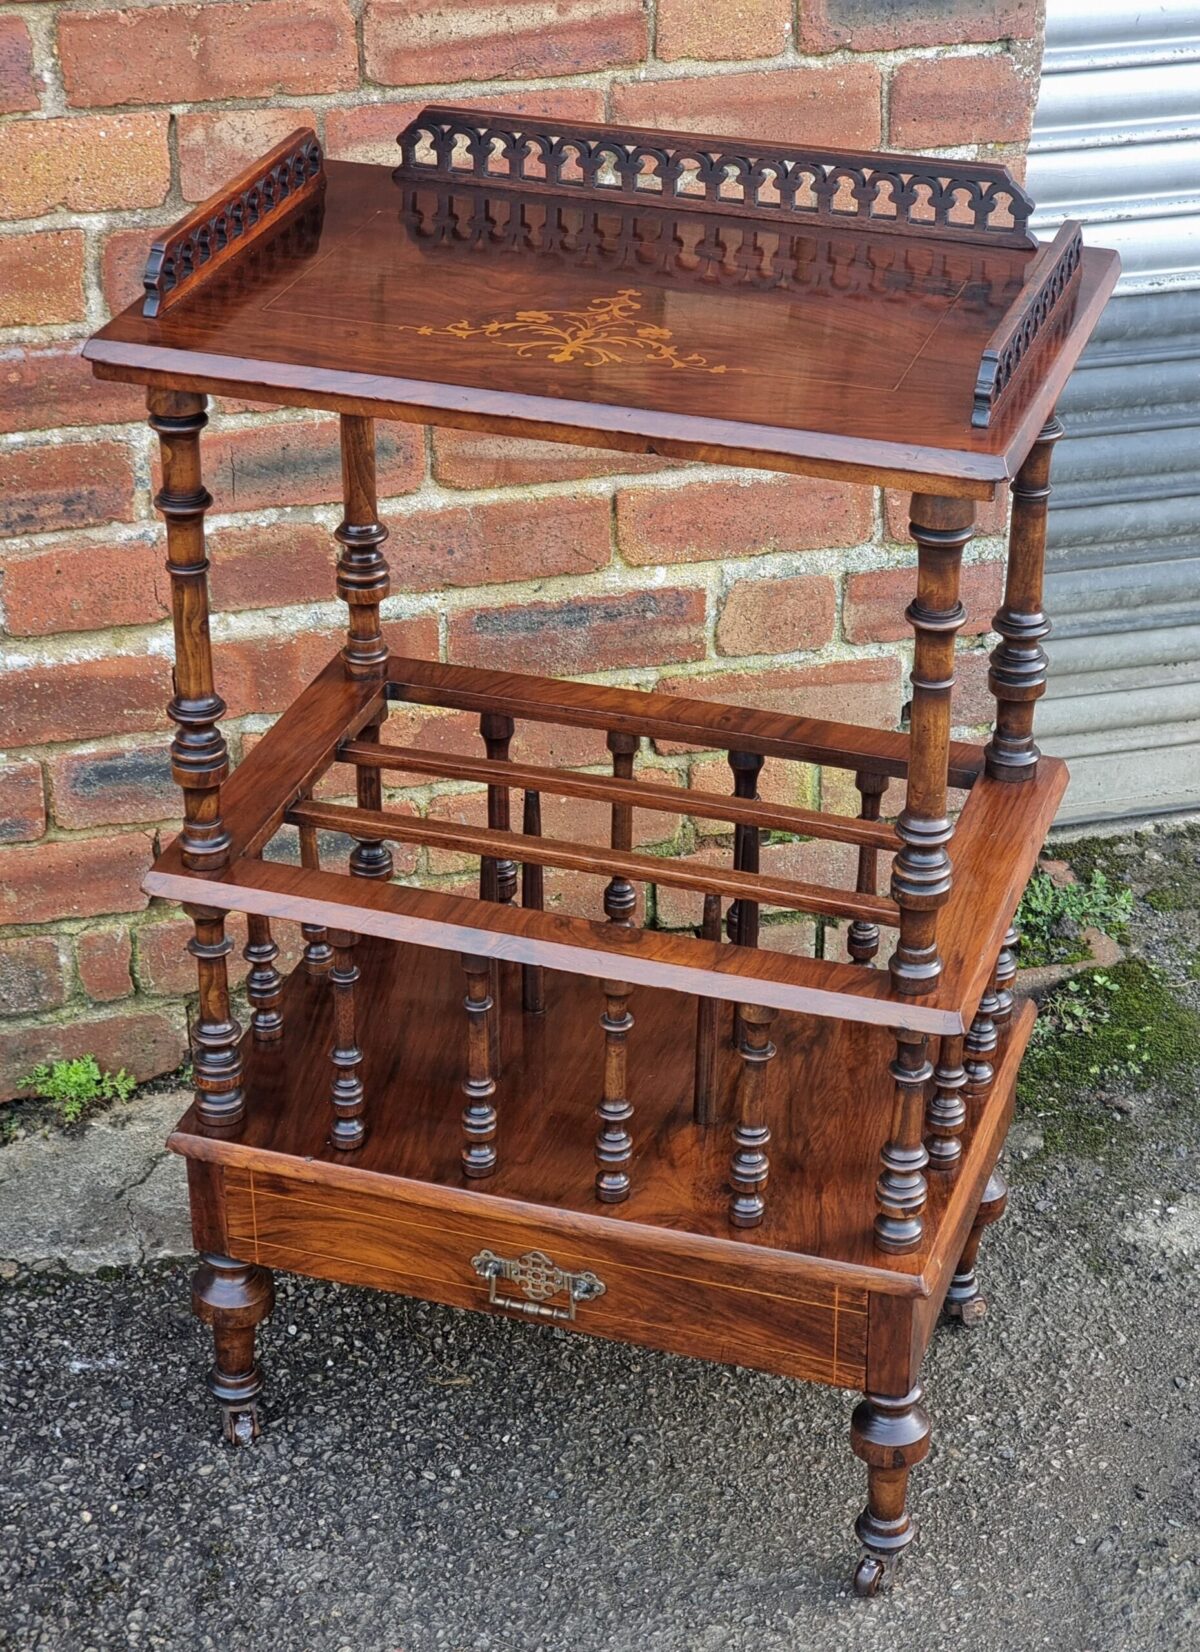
889 494 973 995
185 904 244 1135
850 1386 932 1596
944 1168 1009 1326
191 1254 274 1445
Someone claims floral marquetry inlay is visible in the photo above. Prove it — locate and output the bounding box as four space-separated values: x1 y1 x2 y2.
397 288 745 375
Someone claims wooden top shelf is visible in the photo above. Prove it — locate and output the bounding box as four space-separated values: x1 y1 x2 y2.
83 109 1120 498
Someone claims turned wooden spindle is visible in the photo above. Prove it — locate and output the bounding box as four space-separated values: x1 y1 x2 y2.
479 712 518 905
993 925 1019 1033
336 414 390 677
848 769 889 966
479 713 515 1073
889 494 973 995
460 953 497 1177
521 789 545 1014
727 750 764 1050
327 929 366 1150
297 818 332 974
191 1254 275 1445
924 1034 966 1172
693 892 722 1125
185 904 244 1134
602 730 640 926
148 390 229 871
595 980 635 1203
850 1386 932 1596
944 1168 1009 1324
986 416 1063 782
243 913 283 1043
964 976 1000 1108
874 1029 932 1253
337 416 393 879
729 1001 777 1228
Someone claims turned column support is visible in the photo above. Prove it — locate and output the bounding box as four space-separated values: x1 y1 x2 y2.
889 493 973 995
944 1168 1009 1325
986 415 1063 782
602 730 640 926
192 1254 275 1445
185 904 244 1135
148 390 229 871
850 1386 932 1595
875 1029 932 1254
337 414 394 880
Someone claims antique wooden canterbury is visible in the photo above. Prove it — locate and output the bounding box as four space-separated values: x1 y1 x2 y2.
82 109 1119 1596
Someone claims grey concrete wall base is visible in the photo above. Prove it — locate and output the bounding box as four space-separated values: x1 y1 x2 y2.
0 1091 191 1274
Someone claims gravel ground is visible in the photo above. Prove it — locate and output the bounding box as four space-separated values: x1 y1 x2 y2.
2 825 1199 1652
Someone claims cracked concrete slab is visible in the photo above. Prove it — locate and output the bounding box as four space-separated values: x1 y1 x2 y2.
0 1090 190 1272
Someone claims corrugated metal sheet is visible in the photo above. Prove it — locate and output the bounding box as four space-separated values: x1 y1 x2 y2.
1026 0 1200 821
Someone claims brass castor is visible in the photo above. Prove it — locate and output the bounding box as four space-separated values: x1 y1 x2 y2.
947 1291 989 1327
852 1554 893 1597
222 1404 261 1448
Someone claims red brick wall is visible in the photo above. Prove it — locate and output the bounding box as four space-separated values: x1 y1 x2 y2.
0 1 1044 1098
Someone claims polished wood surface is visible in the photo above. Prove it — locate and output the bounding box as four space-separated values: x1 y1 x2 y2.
84 128 1119 493
169 933 1033 1303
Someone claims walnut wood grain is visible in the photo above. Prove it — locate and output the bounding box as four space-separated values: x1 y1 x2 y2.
143 128 324 318
168 933 1034 1307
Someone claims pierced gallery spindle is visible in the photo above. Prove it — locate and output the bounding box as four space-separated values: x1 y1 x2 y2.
848 771 889 965
243 913 284 1043
603 730 640 927
986 417 1063 782
595 980 635 1203
693 893 722 1126
327 929 367 1150
521 789 545 1014
889 495 973 995
460 953 497 1177
147 390 229 871
185 904 244 1134
875 1030 933 1253
298 818 332 975
924 1035 966 1172
729 1002 777 1228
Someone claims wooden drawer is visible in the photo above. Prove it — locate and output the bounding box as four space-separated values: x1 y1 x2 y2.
224 1166 867 1389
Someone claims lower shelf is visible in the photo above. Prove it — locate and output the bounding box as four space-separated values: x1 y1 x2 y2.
173 936 1033 1389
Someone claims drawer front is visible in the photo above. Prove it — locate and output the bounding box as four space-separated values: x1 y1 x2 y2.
224 1167 866 1389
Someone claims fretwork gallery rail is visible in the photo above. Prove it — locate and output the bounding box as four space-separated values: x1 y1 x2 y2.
82 108 1119 1601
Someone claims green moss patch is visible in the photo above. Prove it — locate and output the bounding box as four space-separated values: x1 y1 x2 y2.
1018 959 1200 1156
1015 866 1132 968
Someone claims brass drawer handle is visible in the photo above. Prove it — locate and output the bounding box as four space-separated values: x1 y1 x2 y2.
471 1248 606 1323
